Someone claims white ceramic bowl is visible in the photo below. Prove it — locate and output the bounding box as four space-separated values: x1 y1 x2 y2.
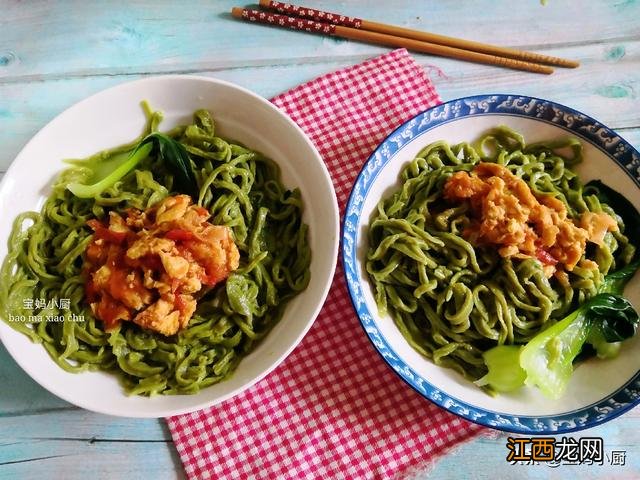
0 76 339 417
343 94 640 434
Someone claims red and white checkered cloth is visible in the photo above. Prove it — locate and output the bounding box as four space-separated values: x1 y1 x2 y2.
167 49 484 479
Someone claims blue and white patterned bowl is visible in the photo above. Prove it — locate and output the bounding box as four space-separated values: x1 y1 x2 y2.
342 94 640 434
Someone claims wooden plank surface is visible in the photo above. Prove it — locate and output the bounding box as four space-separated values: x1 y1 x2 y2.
1 38 638 175
1 0 640 478
1 0 639 81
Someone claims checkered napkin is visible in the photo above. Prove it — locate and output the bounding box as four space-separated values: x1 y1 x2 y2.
167 49 484 479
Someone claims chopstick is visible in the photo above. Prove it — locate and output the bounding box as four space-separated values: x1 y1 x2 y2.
258 0 579 69
231 7 554 75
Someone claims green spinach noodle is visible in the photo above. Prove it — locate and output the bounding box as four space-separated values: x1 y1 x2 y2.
0 104 311 395
366 126 635 382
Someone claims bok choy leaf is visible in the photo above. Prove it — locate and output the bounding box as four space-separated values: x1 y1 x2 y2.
67 143 153 198
477 293 638 398
519 293 638 399
67 133 198 199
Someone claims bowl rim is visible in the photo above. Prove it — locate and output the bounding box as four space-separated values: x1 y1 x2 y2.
341 93 640 434
0 74 340 417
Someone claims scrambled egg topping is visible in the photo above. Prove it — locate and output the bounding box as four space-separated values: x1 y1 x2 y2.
443 163 618 276
84 195 240 336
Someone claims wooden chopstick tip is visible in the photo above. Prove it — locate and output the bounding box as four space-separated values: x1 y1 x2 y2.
259 0 271 7
231 6 244 18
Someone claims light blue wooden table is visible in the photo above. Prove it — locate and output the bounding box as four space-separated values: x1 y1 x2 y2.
1 1 639 478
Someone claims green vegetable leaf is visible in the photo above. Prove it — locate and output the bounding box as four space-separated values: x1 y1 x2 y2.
67 143 153 198
475 345 526 393
520 293 638 399
67 132 198 199
585 329 621 359
478 293 638 398
142 133 198 198
588 294 639 343
598 257 640 295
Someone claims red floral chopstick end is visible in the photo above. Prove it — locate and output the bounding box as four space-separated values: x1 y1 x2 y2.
261 0 363 29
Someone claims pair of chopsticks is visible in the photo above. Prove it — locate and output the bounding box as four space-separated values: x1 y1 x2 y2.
231 1 579 75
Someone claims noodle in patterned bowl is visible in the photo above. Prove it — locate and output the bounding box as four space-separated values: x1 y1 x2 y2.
0 76 339 418
343 94 640 434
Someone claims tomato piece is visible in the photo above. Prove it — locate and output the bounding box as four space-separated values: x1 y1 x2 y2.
85 278 98 302
194 206 209 217
535 247 558 266
165 229 195 241
94 294 130 329
88 219 128 244
175 293 187 315
201 264 226 286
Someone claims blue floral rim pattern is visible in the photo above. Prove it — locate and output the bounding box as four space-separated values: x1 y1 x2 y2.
341 94 640 434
